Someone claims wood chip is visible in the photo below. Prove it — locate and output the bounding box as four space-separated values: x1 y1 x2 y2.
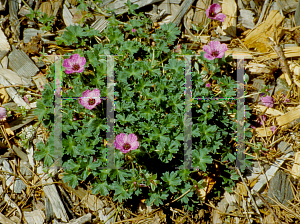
42 177 68 222
251 150 293 195
0 68 23 85
62 3 75 27
0 212 15 224
243 10 284 53
255 127 272 137
193 0 210 26
253 105 284 116
276 107 300 126
8 45 39 87
24 210 45 224
0 27 11 61
105 0 163 15
292 152 300 179
222 0 237 37
171 0 195 26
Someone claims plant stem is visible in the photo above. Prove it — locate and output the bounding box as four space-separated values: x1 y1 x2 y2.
189 20 210 50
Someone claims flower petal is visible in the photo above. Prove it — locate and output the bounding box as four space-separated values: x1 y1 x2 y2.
0 107 7 120
216 51 225 58
218 43 228 53
63 59 72 68
215 13 226 22
129 141 139 150
209 41 221 50
127 134 138 143
115 133 128 146
204 53 215 60
210 3 221 14
203 45 212 54
70 54 80 62
79 57 86 66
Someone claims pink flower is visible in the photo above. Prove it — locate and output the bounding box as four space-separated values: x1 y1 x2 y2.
206 3 226 22
174 44 182 54
281 94 290 103
63 54 86 74
250 125 256 129
132 28 136 33
79 88 101 110
270 126 277 133
24 96 29 104
206 83 211 88
114 133 139 154
203 41 228 60
257 115 266 125
261 95 274 108
0 107 7 120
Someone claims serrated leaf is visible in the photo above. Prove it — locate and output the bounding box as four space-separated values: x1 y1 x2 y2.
92 181 110 196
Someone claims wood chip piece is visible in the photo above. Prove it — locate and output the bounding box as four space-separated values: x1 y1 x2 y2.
42 177 68 222
276 107 300 126
0 27 11 61
292 152 300 179
243 10 284 53
251 149 293 195
0 68 23 85
253 105 284 116
222 0 237 37
105 0 163 15
91 17 109 34
255 127 272 137
0 212 15 224
171 0 195 26
0 75 31 109
193 0 210 26
24 210 45 224
8 45 39 87
158 0 171 15
62 3 75 27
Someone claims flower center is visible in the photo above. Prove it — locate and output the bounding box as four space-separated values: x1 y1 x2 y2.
211 12 214 16
72 64 80 71
88 99 95 105
123 143 131 150
212 51 219 57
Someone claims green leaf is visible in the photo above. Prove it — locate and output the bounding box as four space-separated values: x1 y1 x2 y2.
63 173 79 188
125 0 139 15
92 181 110 196
192 147 213 172
120 41 140 56
112 182 131 203
161 171 182 193
34 141 47 160
146 191 168 207
55 25 86 46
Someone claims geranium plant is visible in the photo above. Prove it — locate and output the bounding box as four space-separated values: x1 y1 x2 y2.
33 1 253 213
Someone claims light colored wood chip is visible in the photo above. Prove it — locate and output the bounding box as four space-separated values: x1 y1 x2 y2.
276 107 300 126
171 0 195 26
222 0 237 37
0 28 11 62
292 152 300 179
42 177 68 222
243 10 284 53
193 0 210 26
0 212 15 224
255 127 272 137
253 105 284 116
24 210 45 224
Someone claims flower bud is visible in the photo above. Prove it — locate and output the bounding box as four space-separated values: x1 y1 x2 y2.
0 107 7 120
